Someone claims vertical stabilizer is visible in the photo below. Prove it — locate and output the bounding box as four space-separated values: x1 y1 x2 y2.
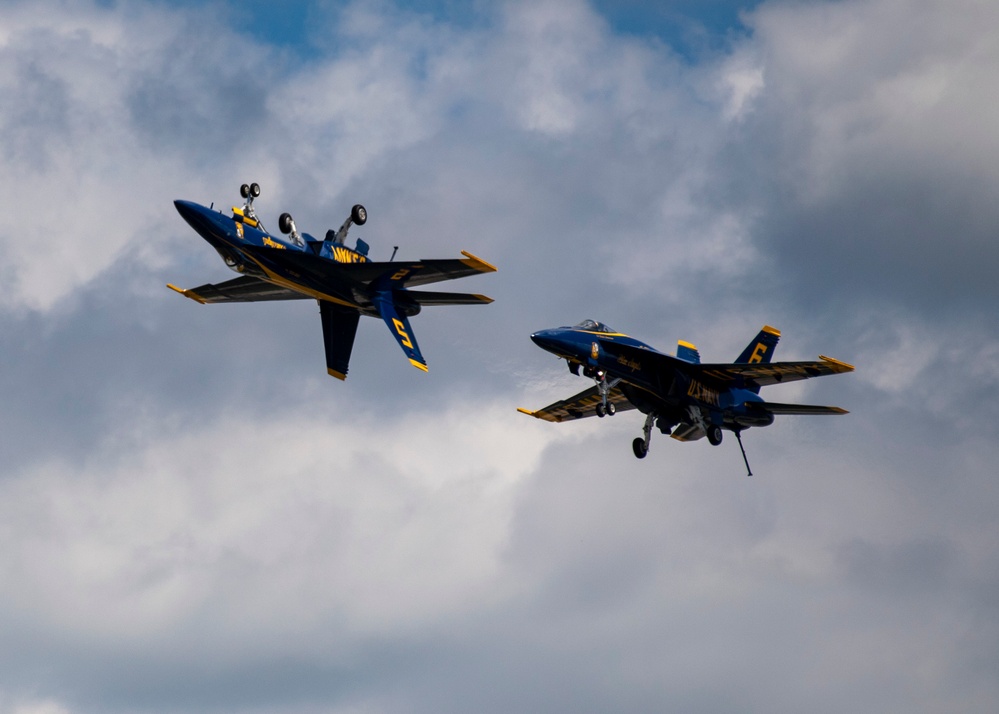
676 340 701 363
372 291 428 372
319 301 361 380
735 325 781 393
736 325 781 364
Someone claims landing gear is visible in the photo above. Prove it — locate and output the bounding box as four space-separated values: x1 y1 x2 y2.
632 412 655 459
595 401 616 418
584 368 620 418
331 204 368 244
278 212 303 247
239 182 262 222
707 424 723 446
240 182 261 199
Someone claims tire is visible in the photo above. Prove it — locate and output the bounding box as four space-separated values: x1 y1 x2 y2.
250 182 261 197
632 438 648 459
278 212 294 234
607 402 616 416
595 403 606 418
351 204 367 225
240 183 250 198
707 425 723 446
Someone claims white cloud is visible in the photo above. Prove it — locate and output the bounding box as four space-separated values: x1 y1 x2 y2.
0 396 564 644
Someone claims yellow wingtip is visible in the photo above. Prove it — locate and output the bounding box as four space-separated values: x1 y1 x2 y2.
460 250 498 273
763 325 781 337
409 359 429 373
166 283 207 304
328 369 348 380
819 355 855 372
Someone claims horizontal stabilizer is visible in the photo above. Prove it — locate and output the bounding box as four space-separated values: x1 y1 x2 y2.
746 401 849 416
407 291 494 306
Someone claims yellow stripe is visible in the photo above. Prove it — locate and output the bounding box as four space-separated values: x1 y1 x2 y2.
460 250 498 273
678 340 697 350
166 283 207 304
763 325 781 336
409 359 429 372
819 355 855 371
242 254 358 309
328 368 347 380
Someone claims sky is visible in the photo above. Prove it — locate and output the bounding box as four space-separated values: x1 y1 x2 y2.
1 0 998 712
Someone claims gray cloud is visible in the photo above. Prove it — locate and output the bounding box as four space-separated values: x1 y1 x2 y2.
1 0 998 712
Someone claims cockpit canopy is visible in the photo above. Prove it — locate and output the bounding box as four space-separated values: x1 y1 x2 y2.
575 319 616 333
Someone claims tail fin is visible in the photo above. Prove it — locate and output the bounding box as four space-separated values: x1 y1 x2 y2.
319 301 361 380
676 340 701 363
736 325 781 381
372 291 428 373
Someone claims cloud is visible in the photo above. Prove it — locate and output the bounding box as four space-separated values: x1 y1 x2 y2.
1 0 999 712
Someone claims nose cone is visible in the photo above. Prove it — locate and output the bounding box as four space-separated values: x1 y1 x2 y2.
174 200 232 244
530 328 563 354
174 199 205 227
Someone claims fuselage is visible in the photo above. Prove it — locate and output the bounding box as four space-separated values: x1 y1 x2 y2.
174 200 390 315
530 321 773 431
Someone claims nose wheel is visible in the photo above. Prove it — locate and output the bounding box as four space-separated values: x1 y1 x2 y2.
588 369 620 417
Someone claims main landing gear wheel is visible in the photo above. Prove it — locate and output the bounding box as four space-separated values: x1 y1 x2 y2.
240 183 261 199
595 403 606 418
278 212 294 234
707 424 723 446
632 438 648 459
351 204 367 225
607 402 616 416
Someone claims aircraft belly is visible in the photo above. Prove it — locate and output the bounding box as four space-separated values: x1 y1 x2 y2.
242 247 361 307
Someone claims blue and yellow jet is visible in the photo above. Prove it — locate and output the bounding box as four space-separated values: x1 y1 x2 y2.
168 183 496 379
519 320 854 474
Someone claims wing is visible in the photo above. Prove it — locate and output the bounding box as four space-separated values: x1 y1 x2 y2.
518 385 636 422
302 251 496 289
602 341 854 391
407 291 494 306
388 252 497 288
167 276 309 304
694 355 855 389
745 401 849 416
